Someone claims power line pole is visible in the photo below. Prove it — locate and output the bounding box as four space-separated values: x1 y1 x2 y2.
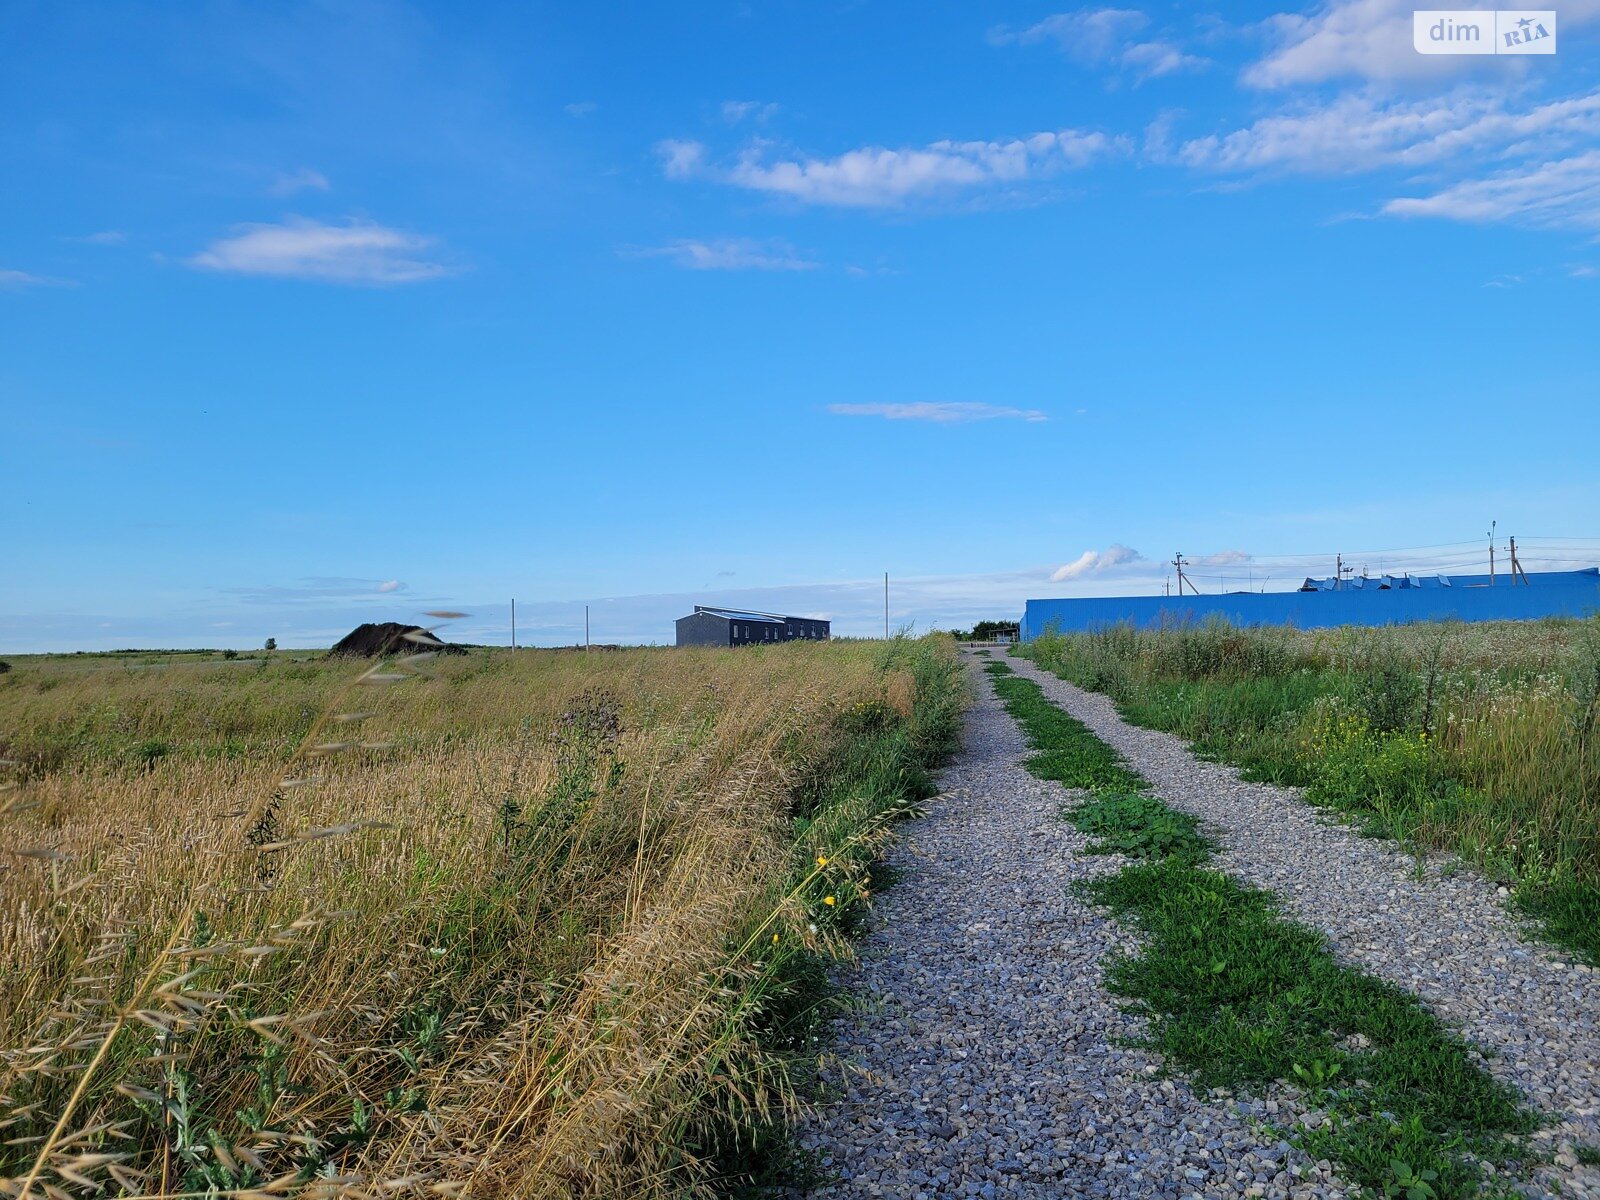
1509 535 1530 585
584 605 590 652
511 598 517 650
1172 554 1198 596
884 572 890 640
1488 520 1497 586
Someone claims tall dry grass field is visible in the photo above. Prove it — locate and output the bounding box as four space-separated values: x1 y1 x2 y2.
0 638 964 1198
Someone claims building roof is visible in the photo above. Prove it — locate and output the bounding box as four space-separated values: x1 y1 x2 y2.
1298 567 1598 592
691 606 785 624
689 606 828 625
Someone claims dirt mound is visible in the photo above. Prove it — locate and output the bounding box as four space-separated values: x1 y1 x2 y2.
326 623 467 659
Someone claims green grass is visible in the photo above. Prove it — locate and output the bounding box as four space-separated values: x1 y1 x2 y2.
982 667 1539 1198
1022 622 1600 969
990 675 1147 792
1083 860 1535 1197
1067 791 1212 863
982 660 1013 675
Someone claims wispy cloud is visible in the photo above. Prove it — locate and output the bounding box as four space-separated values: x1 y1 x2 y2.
829 402 1048 423
1175 90 1600 175
0 269 70 288
69 230 125 245
657 139 709 179
221 576 424 605
992 8 1207 81
1245 0 1600 87
721 99 779 123
269 167 331 196
661 131 1124 207
1383 151 1600 231
1050 543 1145 581
565 100 598 117
624 237 818 271
189 218 453 285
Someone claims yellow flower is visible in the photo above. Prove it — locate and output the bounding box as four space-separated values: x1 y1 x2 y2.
816 855 829 868
823 895 836 906
771 933 779 945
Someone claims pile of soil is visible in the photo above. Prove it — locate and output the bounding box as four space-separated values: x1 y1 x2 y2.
326 623 467 659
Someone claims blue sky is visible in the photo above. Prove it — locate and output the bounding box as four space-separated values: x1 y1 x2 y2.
4 0 1600 650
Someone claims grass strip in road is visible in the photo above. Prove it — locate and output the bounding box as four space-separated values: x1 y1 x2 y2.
985 670 1538 1198
982 660 1013 675
1068 790 1212 865
1084 861 1535 1198
991 675 1147 792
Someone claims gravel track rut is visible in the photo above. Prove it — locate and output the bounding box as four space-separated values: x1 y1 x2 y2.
798 653 1600 1199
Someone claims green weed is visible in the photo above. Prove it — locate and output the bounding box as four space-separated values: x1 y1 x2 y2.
990 675 1147 792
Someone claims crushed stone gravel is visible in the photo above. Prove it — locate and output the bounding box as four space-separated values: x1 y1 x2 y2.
794 657 1348 1200
1004 652 1600 1199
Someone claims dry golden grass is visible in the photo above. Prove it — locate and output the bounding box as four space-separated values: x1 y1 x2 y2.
0 637 964 1198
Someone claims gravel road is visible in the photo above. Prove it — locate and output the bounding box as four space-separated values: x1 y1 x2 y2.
1003 652 1600 1199
797 652 1600 1199
794 658 1348 1199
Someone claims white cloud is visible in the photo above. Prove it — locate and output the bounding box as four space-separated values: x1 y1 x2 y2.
1177 89 1600 174
1571 264 1600 278
992 8 1207 80
1050 544 1145 581
565 100 598 117
722 100 779 123
376 580 404 593
0 269 63 288
189 218 452 285
670 130 1123 208
656 139 709 179
828 402 1048 423
1382 151 1600 230
71 230 125 245
269 167 331 196
1245 0 1600 87
627 237 818 271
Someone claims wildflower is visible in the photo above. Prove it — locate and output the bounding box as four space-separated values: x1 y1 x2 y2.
823 895 836 906
816 855 829 868
771 933 779 945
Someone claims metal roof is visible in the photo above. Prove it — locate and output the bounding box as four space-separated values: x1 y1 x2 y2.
691 607 786 624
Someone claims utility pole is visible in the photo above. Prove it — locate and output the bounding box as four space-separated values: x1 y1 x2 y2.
1488 520 1497 586
510 599 517 650
1172 554 1198 596
884 572 890 640
584 605 590 652
1509 535 1530 585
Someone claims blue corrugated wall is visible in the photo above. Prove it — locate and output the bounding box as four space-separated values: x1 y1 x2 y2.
1020 570 1600 641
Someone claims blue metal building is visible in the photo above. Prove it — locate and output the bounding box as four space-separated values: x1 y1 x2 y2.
1019 568 1600 641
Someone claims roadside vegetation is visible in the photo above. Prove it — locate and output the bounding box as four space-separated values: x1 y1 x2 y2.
1019 618 1600 965
991 672 1538 1198
0 637 963 1199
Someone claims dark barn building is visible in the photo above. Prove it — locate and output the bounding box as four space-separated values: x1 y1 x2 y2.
675 606 831 648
